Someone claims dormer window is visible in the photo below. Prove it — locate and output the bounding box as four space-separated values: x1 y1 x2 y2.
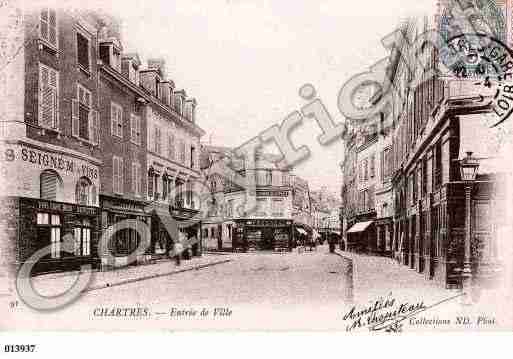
99 40 122 73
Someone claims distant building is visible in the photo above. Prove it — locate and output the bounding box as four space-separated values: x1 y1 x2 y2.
200 146 312 251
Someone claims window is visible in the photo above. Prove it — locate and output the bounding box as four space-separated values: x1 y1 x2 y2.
175 96 183 115
39 64 59 129
76 31 90 71
282 173 290 186
75 176 95 206
130 114 141 145
364 159 368 181
422 157 428 196
147 168 154 198
265 170 272 186
271 199 284 217
112 156 123 194
227 199 234 217
185 180 193 207
111 102 123 138
37 213 61 259
40 170 62 201
434 141 442 189
40 8 57 49
71 84 98 144
154 126 162 154
132 162 142 196
256 198 267 217
175 179 184 207
190 146 196 169
74 219 91 256
382 148 391 180
370 154 375 178
167 134 176 161
179 140 186 164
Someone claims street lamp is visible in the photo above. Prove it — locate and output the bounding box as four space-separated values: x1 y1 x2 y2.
459 151 480 304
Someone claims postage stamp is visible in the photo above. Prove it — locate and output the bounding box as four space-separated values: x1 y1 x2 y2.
0 0 512 348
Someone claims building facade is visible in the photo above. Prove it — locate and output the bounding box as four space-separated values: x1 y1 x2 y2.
200 146 312 251
341 4 511 287
0 6 205 276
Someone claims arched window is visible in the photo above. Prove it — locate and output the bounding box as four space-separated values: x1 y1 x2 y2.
75 177 95 206
40 170 63 201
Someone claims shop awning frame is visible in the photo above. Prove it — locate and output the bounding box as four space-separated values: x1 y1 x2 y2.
346 220 374 234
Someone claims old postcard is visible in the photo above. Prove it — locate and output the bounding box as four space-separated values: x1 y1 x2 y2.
1 0 513 337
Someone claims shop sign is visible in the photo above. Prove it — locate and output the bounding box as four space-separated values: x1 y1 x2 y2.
3 146 98 179
256 190 289 197
244 219 292 227
37 199 98 215
103 199 145 214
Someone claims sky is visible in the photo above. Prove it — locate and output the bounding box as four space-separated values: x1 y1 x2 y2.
84 0 435 193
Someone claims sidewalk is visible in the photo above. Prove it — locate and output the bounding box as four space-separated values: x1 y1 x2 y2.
335 250 451 303
29 254 233 296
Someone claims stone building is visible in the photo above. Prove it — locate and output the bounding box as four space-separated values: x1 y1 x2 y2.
0 6 205 276
200 146 312 251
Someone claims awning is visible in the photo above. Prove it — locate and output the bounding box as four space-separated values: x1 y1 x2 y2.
296 228 307 235
346 221 374 234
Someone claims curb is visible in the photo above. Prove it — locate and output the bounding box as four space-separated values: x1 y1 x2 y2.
85 259 232 293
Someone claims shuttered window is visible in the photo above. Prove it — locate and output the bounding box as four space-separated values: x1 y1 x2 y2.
154 126 162 154
132 162 141 196
39 64 59 129
179 140 186 164
113 156 123 194
40 8 57 49
130 114 141 145
40 170 61 200
168 134 175 161
72 84 98 144
76 31 90 71
111 102 123 138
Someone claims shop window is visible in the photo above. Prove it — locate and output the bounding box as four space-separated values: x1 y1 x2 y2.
76 176 95 206
37 213 61 258
74 219 91 256
40 170 62 201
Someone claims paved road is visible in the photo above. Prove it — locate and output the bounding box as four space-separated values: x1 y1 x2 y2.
78 249 353 307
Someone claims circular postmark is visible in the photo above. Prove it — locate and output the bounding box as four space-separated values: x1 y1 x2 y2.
442 33 513 128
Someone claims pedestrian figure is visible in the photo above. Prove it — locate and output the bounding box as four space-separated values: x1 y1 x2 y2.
173 241 183 266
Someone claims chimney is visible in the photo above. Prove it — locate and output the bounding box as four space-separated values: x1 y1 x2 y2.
147 58 166 78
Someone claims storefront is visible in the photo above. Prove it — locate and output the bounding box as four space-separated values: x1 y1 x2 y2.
232 219 293 251
100 196 151 268
346 220 375 253
1 141 101 276
170 207 202 257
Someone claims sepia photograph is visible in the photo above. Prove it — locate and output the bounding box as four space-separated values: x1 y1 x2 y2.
1 0 513 344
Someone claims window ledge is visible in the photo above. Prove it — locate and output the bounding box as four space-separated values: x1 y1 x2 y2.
78 65 92 77
37 39 59 56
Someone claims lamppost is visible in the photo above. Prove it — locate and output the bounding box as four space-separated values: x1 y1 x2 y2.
459 151 480 305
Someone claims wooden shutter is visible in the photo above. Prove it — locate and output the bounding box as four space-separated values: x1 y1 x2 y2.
48 9 57 47
112 157 118 193
89 109 99 145
117 107 123 137
72 98 79 136
118 157 123 194
39 65 58 129
41 171 57 200
111 104 115 135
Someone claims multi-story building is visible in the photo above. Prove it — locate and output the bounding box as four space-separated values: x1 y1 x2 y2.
0 6 205 276
1 8 103 274
142 58 204 258
341 2 511 287
200 146 303 251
